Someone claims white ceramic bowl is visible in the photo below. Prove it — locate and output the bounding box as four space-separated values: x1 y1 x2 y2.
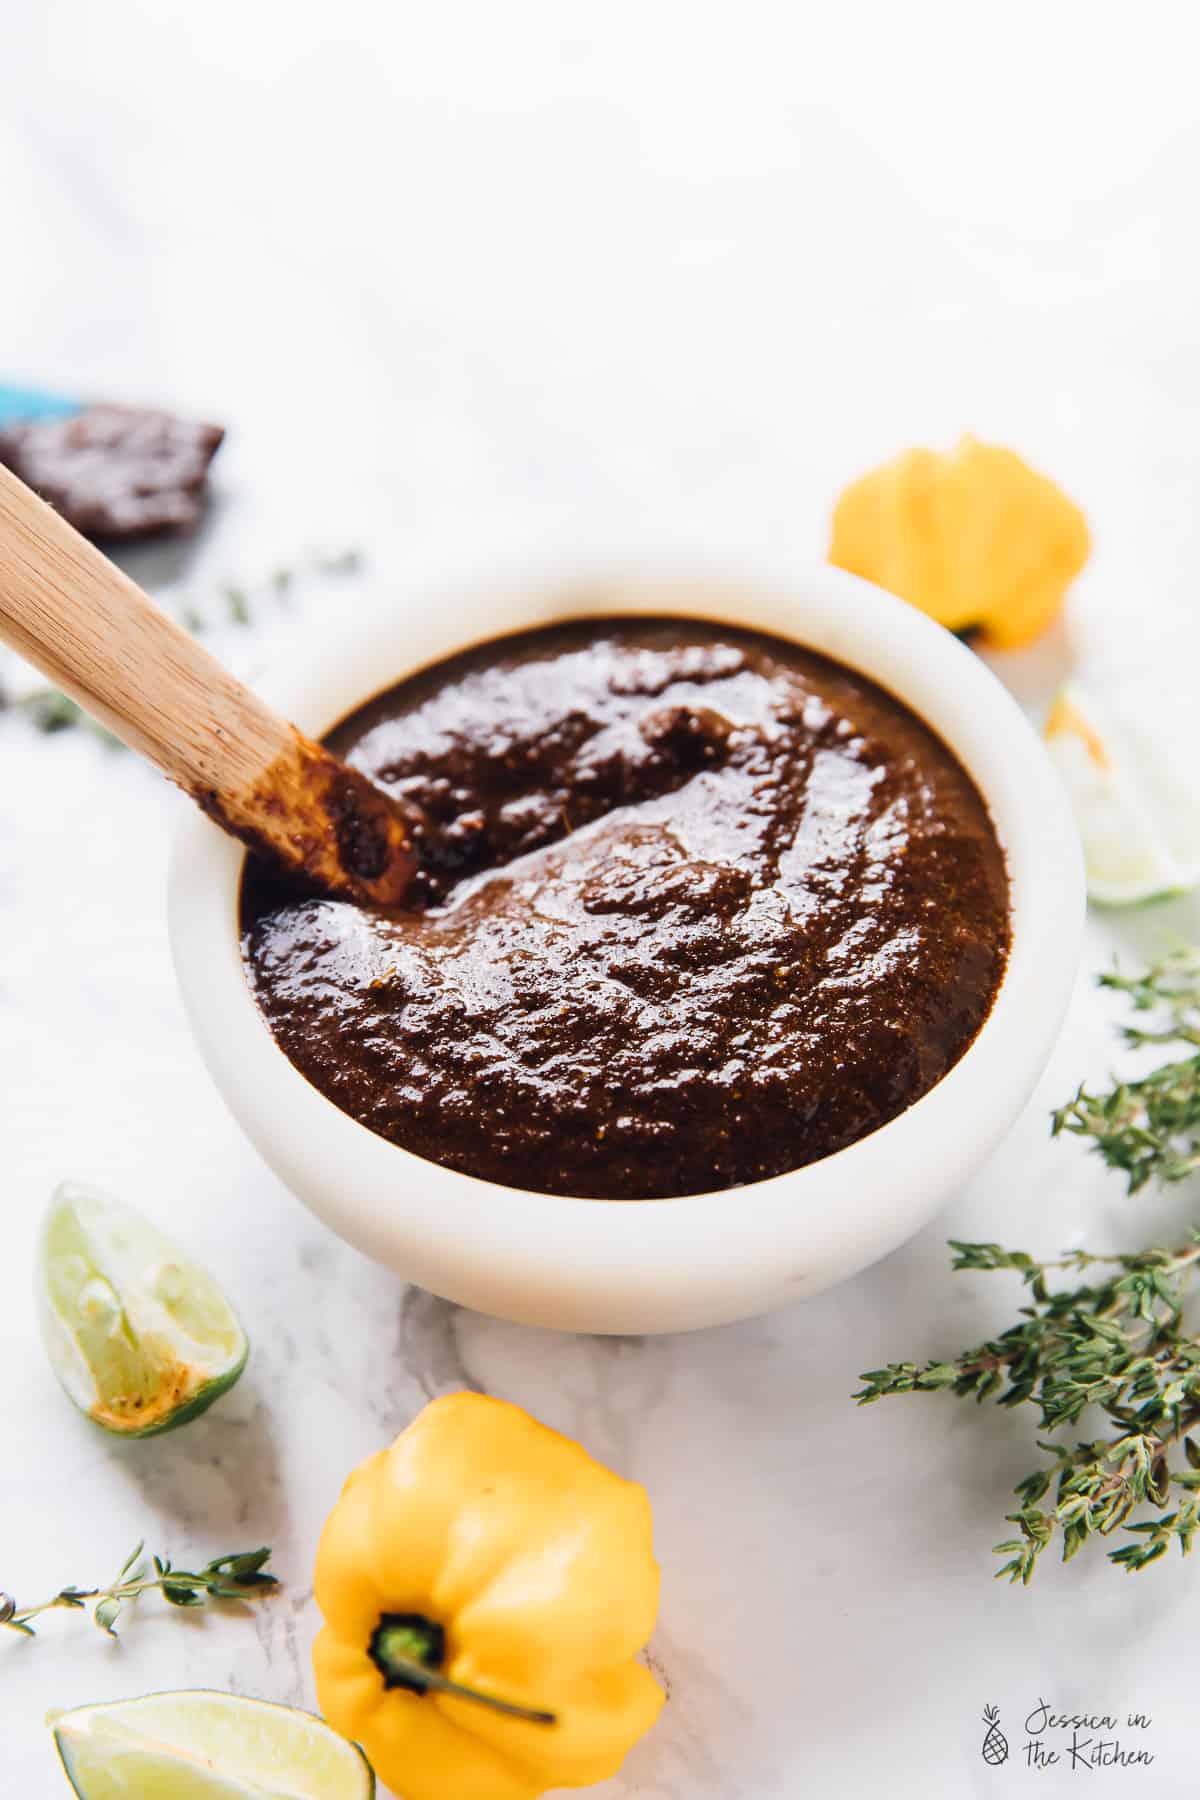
170 555 1083 1334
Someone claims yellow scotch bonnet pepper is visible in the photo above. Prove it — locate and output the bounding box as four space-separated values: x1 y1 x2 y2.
829 433 1090 649
313 1393 665 1800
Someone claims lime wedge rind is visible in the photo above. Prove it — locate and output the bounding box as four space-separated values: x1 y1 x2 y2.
50 1690 374 1800
37 1183 248 1437
1045 682 1200 908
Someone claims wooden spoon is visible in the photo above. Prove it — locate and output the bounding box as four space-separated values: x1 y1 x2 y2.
0 463 421 906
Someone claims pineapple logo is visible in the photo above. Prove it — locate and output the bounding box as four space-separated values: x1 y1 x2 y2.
980 1704 1009 1766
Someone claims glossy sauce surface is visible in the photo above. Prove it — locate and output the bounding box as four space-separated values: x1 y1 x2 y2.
241 619 1010 1198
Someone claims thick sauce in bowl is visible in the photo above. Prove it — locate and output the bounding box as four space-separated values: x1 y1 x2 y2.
240 619 1010 1199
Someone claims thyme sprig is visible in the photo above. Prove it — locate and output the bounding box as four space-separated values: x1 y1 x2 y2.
857 952 1200 1580
1053 952 1200 1191
857 1239 1200 1578
0 1543 277 1639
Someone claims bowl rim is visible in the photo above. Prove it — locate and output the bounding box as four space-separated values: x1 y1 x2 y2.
169 550 1083 1330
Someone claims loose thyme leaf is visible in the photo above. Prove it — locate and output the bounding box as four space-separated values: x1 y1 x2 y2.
224 584 251 625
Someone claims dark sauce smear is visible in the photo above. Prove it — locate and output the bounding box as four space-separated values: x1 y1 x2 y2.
240 619 1010 1199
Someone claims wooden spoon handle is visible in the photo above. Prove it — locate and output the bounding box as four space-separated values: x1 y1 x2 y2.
0 463 419 905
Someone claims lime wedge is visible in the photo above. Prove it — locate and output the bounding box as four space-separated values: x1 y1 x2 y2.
37 1182 247 1436
1045 682 1200 906
49 1691 374 1800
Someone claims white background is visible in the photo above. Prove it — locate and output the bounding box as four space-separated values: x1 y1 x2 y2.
4 5 1200 1794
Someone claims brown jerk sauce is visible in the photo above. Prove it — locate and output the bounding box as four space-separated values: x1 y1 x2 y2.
239 618 1010 1200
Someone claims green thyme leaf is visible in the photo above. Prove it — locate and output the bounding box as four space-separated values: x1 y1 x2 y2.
93 1597 121 1636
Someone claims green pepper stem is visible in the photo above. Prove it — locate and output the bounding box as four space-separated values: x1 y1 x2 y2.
368 1615 555 1726
385 1650 557 1726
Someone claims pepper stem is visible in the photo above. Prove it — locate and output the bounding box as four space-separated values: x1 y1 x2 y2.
368 1613 556 1726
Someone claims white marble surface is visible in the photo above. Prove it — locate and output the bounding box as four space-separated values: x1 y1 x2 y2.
6 6 1200 1793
